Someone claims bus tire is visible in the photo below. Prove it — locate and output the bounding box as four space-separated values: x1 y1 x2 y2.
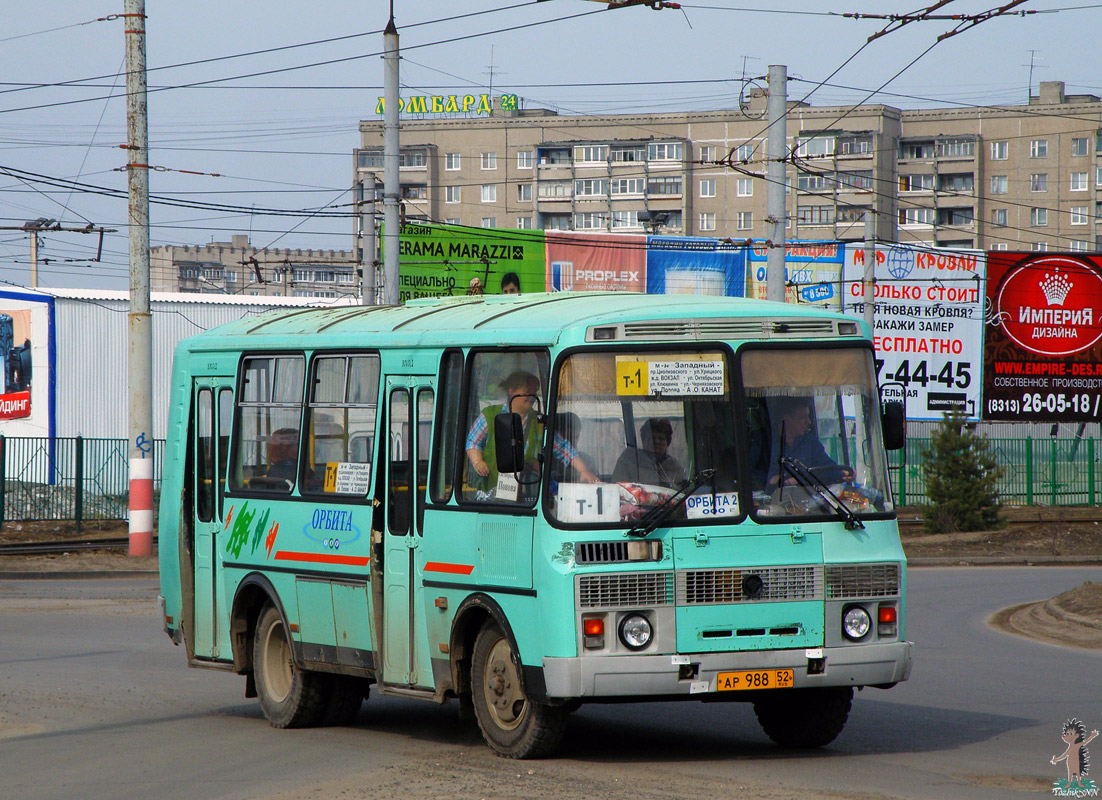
470 621 566 759
320 676 367 725
753 686 853 748
253 603 326 728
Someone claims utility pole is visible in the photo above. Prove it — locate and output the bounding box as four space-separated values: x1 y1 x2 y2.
382 7 400 305
29 230 38 288
765 65 788 303
124 0 153 557
360 179 377 305
0 221 115 289
862 209 876 330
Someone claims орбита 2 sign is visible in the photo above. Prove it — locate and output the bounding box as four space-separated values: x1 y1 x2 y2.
983 253 1102 422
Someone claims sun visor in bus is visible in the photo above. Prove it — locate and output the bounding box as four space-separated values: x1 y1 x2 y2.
741 348 872 397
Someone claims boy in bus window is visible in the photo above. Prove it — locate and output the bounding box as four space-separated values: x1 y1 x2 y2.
465 370 597 498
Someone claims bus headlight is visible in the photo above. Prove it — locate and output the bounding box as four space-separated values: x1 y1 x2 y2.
618 614 653 650
842 605 871 641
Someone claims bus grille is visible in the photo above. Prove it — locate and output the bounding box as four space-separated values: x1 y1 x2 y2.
578 572 674 608
676 566 823 605
575 541 661 565
825 563 901 599
617 319 839 341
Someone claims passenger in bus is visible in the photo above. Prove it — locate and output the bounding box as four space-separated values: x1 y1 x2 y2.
265 428 300 481
465 370 598 494
765 397 852 487
551 412 598 483
501 272 521 294
612 418 687 488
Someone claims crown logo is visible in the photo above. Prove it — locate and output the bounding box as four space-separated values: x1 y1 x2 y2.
1040 269 1073 306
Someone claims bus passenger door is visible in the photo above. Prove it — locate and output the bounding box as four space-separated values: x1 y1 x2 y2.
381 376 435 688
192 379 233 659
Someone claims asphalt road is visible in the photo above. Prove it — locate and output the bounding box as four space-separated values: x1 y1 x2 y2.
0 567 1099 800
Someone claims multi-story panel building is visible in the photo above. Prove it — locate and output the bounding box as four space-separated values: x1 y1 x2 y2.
355 81 1101 251
150 235 357 297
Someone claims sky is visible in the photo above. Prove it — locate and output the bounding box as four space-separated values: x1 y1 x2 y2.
1 0 1099 290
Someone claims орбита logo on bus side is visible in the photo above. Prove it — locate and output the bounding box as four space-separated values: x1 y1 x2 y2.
997 256 1102 358
1051 718 1099 796
303 508 361 551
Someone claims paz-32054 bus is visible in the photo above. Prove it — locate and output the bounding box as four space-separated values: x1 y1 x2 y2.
158 292 911 758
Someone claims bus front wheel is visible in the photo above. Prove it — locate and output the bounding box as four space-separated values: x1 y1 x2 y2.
753 686 853 748
253 603 326 728
470 621 566 759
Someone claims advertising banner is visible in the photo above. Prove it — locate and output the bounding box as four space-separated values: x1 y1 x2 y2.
746 241 845 308
397 223 546 300
646 236 745 296
844 245 984 421
0 292 51 436
546 232 646 292
983 253 1102 422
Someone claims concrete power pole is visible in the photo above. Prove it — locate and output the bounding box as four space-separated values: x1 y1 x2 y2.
863 209 876 330
29 231 38 288
124 0 154 557
360 180 376 305
765 65 788 303
382 11 400 305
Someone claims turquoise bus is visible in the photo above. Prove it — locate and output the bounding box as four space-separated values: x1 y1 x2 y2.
158 292 911 758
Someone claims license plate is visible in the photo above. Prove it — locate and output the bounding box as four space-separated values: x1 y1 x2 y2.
716 668 794 691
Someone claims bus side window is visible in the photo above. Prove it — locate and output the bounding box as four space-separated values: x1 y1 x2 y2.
429 350 463 504
302 354 380 496
229 355 305 493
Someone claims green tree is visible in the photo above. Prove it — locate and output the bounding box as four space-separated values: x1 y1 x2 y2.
921 410 1002 533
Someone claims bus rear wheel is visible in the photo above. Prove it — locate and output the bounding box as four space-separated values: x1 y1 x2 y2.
753 686 853 748
470 622 566 759
253 603 326 728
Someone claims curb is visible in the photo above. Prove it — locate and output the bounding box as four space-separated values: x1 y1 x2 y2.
0 570 159 580
909 555 1102 567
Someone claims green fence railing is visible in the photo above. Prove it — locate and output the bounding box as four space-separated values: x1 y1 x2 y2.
0 436 164 529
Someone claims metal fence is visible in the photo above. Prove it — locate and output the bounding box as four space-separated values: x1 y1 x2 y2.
0 432 1097 526
0 436 164 529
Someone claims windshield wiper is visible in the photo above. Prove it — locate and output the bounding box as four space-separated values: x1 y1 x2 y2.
778 456 864 530
626 468 716 538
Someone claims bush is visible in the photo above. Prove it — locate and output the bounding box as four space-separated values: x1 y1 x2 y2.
921 410 1002 533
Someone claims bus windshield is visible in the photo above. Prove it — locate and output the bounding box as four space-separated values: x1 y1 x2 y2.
741 346 893 521
549 349 739 526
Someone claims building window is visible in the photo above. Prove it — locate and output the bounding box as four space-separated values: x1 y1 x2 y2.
797 135 835 158
575 178 609 197
1072 138 1089 157
399 149 427 168
1032 241 1048 252
990 175 1008 194
898 207 934 225
736 211 753 230
517 183 532 202
575 145 608 163
937 138 975 157
538 180 572 199
445 185 461 203
1030 139 1048 158
837 170 873 191
990 141 1008 160
736 143 756 162
647 176 682 196
699 145 716 162
1070 206 1088 225
539 147 570 166
900 174 935 192
939 173 974 193
799 205 835 225
901 141 935 160
445 152 461 170
611 210 639 229
698 212 716 231
574 212 609 230
610 146 645 163
1096 201 1102 220
224 270 237 283
1097 166 1102 187
647 142 683 161
543 213 570 231
1030 173 1048 192
481 185 497 203
610 177 645 195
991 208 1007 227
517 151 533 169
401 184 427 200
990 242 1008 251
1071 172 1089 191
358 151 384 168
797 172 829 191
838 206 869 223
480 217 496 228
516 216 533 229
1070 240 1089 252
937 207 974 226
839 135 873 155
444 218 460 225
1031 208 1048 227
736 178 753 197
699 179 716 198
481 152 497 170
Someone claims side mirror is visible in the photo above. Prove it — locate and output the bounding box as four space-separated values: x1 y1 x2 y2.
881 401 905 451
494 412 525 474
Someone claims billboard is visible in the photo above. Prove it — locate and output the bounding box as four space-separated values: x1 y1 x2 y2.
546 232 646 292
845 245 984 421
646 236 745 296
397 223 546 300
983 253 1102 422
0 291 52 436
746 241 845 307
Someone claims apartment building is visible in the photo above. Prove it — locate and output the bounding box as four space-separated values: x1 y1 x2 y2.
150 235 356 297
355 80 1101 252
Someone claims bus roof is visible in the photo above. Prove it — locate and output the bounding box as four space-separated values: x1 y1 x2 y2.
180 291 862 351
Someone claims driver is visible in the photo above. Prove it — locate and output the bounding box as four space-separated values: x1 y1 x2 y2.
766 396 852 488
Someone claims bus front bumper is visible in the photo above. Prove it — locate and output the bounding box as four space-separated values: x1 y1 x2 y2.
542 640 913 699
